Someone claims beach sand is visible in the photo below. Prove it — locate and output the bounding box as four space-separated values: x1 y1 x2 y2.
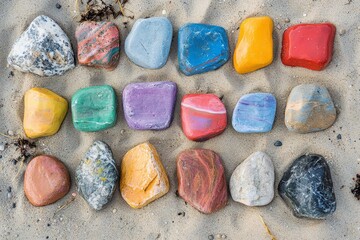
0 0 360 239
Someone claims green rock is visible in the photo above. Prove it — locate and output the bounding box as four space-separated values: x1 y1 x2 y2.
71 85 117 132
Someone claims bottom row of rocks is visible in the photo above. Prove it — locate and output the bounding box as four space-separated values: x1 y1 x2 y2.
23 141 336 220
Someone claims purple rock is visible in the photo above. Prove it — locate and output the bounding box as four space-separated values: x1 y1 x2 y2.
122 81 177 130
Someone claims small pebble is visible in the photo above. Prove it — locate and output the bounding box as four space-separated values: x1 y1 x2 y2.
274 140 283 147
0 143 5 151
303 13 307 17
208 235 214 240
221 235 227 239
339 29 346 36
56 3 62 9
12 203 16 208
112 209 117 213
162 9 167 15
337 134 342 140
7 193 12 199
7 130 14 136
7 186 12 193
284 18 290 23
215 234 222 238
276 24 282 30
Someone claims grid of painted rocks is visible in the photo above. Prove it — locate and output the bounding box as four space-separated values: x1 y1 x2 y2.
8 13 339 219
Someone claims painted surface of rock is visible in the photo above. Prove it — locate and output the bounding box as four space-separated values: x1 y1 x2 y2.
233 16 273 74
120 142 169 209
177 149 228 214
76 21 120 70
7 15 75 76
230 151 275 206
278 154 336 219
24 155 70 206
71 85 117 132
178 23 230 76
122 81 177 130
125 17 172 69
23 88 68 138
76 141 118 210
181 94 227 141
232 93 276 133
285 84 336 133
281 23 336 70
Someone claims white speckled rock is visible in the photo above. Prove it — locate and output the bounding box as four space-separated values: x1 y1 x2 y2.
230 151 275 206
7 15 75 76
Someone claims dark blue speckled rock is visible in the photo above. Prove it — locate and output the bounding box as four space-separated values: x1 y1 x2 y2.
278 154 336 219
76 141 118 210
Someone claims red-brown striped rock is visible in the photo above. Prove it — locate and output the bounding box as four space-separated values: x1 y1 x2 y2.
24 155 70 207
176 149 228 214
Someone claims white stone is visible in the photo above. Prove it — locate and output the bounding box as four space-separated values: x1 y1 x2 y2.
230 151 275 206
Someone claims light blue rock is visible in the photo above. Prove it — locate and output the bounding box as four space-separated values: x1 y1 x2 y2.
125 17 173 69
232 93 277 133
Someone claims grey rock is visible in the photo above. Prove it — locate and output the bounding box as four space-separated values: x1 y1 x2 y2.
76 141 118 210
7 15 75 76
278 154 336 219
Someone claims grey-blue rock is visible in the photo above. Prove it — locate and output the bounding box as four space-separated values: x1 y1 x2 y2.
7 15 75 76
125 17 173 69
76 141 118 210
278 154 336 219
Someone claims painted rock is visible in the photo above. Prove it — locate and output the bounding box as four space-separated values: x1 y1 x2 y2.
178 23 230 76
120 142 169 209
233 16 273 74
230 151 274 206
125 17 173 69
7 15 75 76
24 155 70 207
285 84 336 133
278 154 336 219
76 21 120 70
71 85 117 132
181 94 227 141
232 93 276 133
281 23 336 70
24 88 68 138
76 141 118 210
177 149 228 214
122 81 177 130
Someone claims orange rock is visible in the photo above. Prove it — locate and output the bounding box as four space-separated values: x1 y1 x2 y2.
120 142 169 208
24 155 70 207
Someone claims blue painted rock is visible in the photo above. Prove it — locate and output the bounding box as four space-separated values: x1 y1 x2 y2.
278 154 336 219
178 23 230 76
285 84 336 133
232 93 276 133
7 15 75 76
125 17 173 69
75 141 118 210
122 81 177 130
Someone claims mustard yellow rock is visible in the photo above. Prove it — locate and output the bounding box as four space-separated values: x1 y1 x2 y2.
23 88 68 138
233 16 274 74
120 142 170 209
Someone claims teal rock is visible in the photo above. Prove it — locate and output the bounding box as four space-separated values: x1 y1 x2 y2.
71 85 117 132
285 84 336 133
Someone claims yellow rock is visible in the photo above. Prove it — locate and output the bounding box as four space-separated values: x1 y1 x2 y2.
120 142 169 209
233 16 274 74
23 88 68 138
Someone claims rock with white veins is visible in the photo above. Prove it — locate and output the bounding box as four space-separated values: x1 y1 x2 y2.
230 151 275 206
7 15 75 76
76 141 118 210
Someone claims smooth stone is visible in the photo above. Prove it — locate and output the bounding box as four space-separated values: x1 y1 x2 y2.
76 21 120 70
181 94 227 141
24 155 70 206
178 23 230 76
122 81 177 130
285 84 336 133
7 15 75 76
125 17 172 69
229 151 275 206
76 141 118 210
232 93 276 133
120 142 169 209
23 88 68 138
281 23 336 70
71 85 117 132
278 154 336 219
177 149 228 214
233 16 274 74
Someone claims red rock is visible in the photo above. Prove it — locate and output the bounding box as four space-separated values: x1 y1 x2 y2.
176 149 228 214
24 155 70 207
281 23 336 70
181 94 227 141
